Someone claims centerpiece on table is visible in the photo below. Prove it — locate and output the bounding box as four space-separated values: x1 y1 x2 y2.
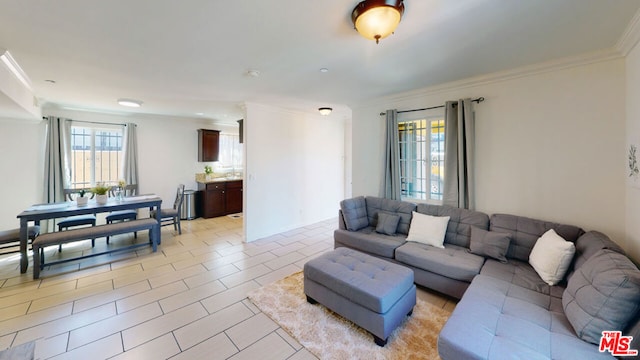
91 182 111 205
115 179 126 201
76 189 89 206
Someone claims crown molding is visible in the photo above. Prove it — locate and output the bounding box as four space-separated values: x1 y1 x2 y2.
616 9 640 56
352 48 623 110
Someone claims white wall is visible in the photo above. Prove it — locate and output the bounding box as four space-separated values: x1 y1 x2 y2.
0 118 46 230
626 42 640 263
352 57 627 246
244 103 345 241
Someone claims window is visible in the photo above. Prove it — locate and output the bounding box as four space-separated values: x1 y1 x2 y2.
69 125 124 189
217 133 243 172
398 117 445 201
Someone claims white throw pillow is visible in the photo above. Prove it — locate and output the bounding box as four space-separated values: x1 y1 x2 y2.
529 229 576 285
406 212 450 248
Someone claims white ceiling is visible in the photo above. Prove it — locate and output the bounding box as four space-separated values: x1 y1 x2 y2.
0 0 639 123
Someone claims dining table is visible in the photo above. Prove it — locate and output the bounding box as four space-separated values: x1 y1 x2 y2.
16 194 163 273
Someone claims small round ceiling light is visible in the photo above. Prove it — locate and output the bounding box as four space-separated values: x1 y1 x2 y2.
318 107 333 116
117 98 143 108
352 0 405 44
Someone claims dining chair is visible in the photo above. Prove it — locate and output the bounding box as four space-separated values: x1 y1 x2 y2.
58 189 97 251
150 184 185 235
105 184 138 243
0 226 40 254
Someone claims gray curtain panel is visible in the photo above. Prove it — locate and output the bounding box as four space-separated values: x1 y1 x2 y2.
122 123 139 187
383 109 402 200
43 117 72 231
443 99 475 209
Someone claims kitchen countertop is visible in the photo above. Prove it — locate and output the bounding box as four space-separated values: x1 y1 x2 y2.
195 173 243 184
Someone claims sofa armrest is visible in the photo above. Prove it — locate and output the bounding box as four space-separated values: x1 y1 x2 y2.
338 209 347 230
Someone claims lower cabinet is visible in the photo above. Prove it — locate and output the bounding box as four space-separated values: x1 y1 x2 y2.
198 180 243 218
225 181 243 214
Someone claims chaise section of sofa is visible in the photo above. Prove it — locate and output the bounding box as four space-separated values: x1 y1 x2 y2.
438 222 640 360
438 274 615 360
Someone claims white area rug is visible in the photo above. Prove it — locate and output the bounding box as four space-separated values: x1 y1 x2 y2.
248 272 451 360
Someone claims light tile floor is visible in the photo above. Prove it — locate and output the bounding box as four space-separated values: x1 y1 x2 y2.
0 216 456 359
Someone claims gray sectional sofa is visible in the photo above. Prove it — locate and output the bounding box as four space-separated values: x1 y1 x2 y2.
334 196 640 359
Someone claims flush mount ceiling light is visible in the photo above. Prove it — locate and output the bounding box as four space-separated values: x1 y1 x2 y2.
318 107 333 116
117 98 143 108
351 0 405 44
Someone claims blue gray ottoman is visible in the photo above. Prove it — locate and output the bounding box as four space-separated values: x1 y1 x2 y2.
303 247 416 346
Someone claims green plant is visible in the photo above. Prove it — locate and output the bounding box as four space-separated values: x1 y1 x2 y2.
204 165 213 175
78 189 87 197
91 183 111 195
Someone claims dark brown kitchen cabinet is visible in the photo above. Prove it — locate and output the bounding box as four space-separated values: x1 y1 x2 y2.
225 180 243 214
198 129 220 162
198 180 243 218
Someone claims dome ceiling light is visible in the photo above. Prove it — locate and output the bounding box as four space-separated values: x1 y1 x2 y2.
318 107 333 116
351 0 405 44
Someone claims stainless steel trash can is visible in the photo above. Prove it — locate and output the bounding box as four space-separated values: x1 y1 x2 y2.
181 190 197 220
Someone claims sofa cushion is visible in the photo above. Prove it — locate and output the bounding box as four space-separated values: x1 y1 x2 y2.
406 212 449 248
490 214 584 262
334 228 406 259
340 196 369 231
375 212 400 236
480 259 566 299
365 196 416 235
529 229 576 286
469 227 511 263
563 249 640 345
438 275 613 360
417 203 489 248
395 242 484 282
568 231 625 280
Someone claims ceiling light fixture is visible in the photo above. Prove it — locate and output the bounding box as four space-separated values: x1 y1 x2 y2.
117 98 143 108
318 107 333 116
0 48 33 90
351 0 405 44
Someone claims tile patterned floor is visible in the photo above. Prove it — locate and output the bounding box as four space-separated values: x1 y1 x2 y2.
0 216 456 359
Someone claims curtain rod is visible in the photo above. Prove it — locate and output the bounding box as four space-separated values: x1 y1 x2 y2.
379 97 485 116
42 117 136 127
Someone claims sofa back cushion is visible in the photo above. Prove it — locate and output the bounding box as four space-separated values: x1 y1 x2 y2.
416 204 489 248
570 231 625 276
489 214 584 262
562 249 640 345
339 196 369 231
365 197 416 235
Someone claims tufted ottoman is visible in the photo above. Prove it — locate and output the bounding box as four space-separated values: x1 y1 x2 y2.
303 247 416 346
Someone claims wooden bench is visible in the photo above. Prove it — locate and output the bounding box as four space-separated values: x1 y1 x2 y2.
32 218 159 279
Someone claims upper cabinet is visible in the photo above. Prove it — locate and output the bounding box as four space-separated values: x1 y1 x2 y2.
198 129 220 162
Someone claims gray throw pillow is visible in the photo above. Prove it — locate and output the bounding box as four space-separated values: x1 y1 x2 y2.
562 249 640 345
340 196 369 231
375 213 400 236
469 227 511 263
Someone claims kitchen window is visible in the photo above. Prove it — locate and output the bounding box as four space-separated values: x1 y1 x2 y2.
398 117 445 202
69 125 124 188
217 133 243 173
